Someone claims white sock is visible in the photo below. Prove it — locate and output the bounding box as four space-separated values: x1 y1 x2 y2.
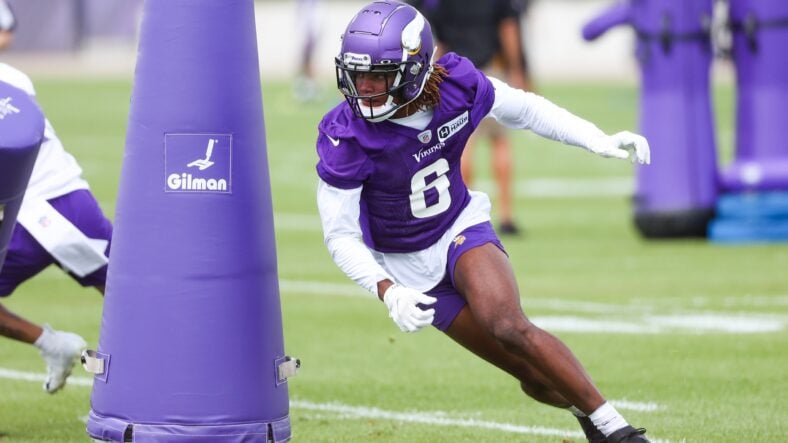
567 406 585 417
33 324 54 352
589 402 629 437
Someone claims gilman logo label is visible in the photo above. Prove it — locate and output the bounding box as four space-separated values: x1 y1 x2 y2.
165 133 232 193
437 111 469 142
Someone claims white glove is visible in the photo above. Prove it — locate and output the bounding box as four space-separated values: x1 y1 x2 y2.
383 284 437 333
585 131 651 165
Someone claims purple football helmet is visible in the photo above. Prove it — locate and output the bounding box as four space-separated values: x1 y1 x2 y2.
335 1 435 122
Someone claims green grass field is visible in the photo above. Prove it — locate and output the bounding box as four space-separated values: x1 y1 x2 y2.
0 77 786 442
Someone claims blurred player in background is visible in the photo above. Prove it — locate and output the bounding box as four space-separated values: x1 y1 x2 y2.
0 8 113 393
316 2 651 442
409 0 532 235
293 0 321 102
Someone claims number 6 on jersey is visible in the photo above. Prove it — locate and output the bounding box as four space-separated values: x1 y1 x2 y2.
410 158 451 218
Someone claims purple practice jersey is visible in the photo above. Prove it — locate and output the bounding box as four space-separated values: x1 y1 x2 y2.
317 53 495 253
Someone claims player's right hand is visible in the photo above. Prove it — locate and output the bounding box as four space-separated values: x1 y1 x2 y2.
383 284 437 333
586 131 651 165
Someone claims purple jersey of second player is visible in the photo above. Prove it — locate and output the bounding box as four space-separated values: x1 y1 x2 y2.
316 54 495 253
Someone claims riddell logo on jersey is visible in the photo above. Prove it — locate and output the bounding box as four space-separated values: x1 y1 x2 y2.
164 133 232 194
437 111 468 142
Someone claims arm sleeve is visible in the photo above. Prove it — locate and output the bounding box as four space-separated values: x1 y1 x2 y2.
486 76 606 148
317 178 393 295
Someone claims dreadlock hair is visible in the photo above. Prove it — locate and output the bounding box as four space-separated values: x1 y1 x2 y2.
398 64 448 117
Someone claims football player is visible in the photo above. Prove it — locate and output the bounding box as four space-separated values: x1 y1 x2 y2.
0 59 113 392
293 0 322 102
316 2 651 442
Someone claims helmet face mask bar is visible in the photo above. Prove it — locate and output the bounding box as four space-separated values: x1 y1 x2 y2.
335 56 425 122
335 1 435 123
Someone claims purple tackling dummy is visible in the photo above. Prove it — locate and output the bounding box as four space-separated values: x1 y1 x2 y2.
85 1 296 441
709 0 788 243
584 0 719 237
0 80 44 270
721 0 788 191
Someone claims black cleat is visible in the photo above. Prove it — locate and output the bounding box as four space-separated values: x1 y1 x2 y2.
606 425 650 443
498 221 521 236
575 415 606 443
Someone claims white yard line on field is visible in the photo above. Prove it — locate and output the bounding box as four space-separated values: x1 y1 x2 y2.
0 367 93 387
290 399 666 436
0 367 672 442
292 399 583 439
534 314 784 334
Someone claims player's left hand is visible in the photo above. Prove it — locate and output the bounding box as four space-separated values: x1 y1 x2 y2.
383 284 437 333
587 131 651 165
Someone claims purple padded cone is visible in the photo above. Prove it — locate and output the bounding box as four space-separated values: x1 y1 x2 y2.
0 80 45 270
584 0 719 237
86 1 293 441
721 0 788 191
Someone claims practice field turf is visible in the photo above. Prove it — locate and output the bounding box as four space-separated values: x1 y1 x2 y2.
0 77 786 443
